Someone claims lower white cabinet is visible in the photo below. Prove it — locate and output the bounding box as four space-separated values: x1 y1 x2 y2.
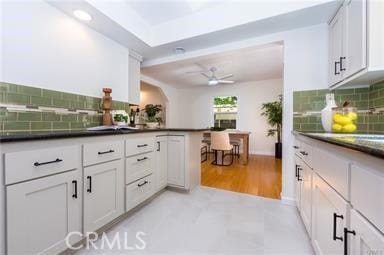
167 135 185 187
126 174 154 212
155 136 168 191
6 170 82 254
84 159 124 233
299 162 312 235
348 209 384 255
312 173 348 255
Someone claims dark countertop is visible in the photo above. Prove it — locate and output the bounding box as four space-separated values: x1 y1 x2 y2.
0 128 209 143
294 131 384 159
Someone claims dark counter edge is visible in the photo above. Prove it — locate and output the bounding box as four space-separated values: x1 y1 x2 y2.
293 131 384 160
0 128 210 143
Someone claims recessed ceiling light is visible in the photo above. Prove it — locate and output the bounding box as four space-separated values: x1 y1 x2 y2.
173 47 186 54
73 10 92 21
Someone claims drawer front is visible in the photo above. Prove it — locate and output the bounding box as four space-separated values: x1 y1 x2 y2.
293 139 302 157
299 142 313 167
5 145 80 185
126 137 155 157
351 164 384 233
126 152 153 184
126 174 154 212
83 141 124 166
312 147 350 200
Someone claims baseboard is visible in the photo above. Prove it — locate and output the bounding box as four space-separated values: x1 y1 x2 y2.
249 151 275 156
280 195 296 206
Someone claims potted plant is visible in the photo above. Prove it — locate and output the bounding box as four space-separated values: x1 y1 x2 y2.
143 104 162 128
261 95 283 158
113 113 128 126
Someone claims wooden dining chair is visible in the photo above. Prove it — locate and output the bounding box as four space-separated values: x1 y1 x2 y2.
210 131 234 166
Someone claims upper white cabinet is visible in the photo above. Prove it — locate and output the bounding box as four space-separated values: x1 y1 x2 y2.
167 135 185 187
329 0 384 88
128 51 142 105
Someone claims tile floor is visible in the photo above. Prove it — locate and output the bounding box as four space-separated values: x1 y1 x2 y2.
76 187 314 255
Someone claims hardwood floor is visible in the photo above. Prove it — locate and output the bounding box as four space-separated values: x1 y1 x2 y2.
201 153 282 199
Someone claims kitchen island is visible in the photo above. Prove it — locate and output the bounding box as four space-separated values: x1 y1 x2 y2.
0 128 207 254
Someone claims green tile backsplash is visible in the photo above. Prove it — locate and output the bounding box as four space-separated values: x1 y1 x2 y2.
0 82 131 133
293 80 384 133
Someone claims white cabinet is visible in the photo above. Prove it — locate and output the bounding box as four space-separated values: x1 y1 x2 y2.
348 209 384 255
299 162 312 235
126 174 154 212
294 156 302 209
128 53 142 105
329 6 345 85
312 174 348 255
84 159 124 232
6 170 81 254
167 135 185 187
155 136 168 191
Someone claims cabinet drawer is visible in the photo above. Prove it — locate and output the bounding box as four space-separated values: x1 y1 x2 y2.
126 174 154 212
351 164 384 233
5 145 80 185
299 142 313 167
293 139 302 157
312 147 350 200
83 141 124 166
126 152 153 184
125 137 155 157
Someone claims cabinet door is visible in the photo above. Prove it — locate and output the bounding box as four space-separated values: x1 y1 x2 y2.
294 156 302 209
343 0 367 78
84 159 124 233
329 6 344 86
349 209 384 255
299 163 313 235
312 174 348 255
167 136 185 187
7 170 81 254
128 55 141 105
155 136 168 191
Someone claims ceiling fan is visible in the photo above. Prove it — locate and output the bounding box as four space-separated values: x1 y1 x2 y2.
186 63 235 86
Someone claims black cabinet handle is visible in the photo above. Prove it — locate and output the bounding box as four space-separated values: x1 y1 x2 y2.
300 151 308 156
157 141 160 151
297 167 303 181
72 180 78 199
333 213 344 241
34 158 63 166
137 144 148 148
295 164 299 177
344 228 356 255
293 146 299 149
98 149 114 155
335 61 341 75
340 57 346 71
137 157 148 162
87 176 92 193
137 181 148 187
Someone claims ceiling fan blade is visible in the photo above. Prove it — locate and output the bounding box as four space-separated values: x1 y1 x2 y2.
218 80 235 84
218 74 234 80
200 73 211 79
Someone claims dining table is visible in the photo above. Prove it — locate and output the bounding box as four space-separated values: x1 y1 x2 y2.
203 130 251 165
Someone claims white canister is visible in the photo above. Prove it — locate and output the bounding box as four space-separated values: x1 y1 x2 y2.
321 93 337 132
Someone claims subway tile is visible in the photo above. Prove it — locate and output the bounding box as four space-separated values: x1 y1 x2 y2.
335 88 355 95
52 122 70 130
62 92 78 101
31 122 51 130
6 93 30 105
30 96 52 107
61 114 78 122
52 98 70 108
42 112 61 121
0 111 17 121
4 121 30 131
70 122 87 129
42 89 62 99
16 85 41 97
300 90 318 97
18 112 42 121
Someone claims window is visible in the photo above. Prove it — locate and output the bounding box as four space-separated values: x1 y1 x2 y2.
213 96 237 129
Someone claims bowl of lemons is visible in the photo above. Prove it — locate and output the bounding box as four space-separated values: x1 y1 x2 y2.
332 106 358 133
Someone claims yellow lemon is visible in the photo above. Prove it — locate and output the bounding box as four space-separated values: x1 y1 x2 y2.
342 124 357 133
346 112 357 121
332 124 343 132
333 113 342 122
335 116 352 126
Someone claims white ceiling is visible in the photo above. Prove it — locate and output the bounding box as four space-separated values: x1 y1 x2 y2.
47 0 341 60
141 43 284 88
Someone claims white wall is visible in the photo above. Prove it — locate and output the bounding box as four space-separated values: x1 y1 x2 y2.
1 0 129 102
144 24 329 202
178 79 283 155
140 82 168 125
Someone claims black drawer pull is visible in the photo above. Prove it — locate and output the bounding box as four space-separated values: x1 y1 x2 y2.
137 157 148 162
340 57 346 71
297 167 303 181
295 164 299 177
300 151 308 156
333 213 344 241
72 180 78 199
344 228 356 255
98 149 114 155
34 158 63 166
157 141 160 151
87 176 92 193
335 61 340 75
137 144 148 148
293 146 299 149
137 181 148 187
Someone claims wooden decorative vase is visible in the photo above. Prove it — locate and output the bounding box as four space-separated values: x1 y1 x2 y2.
102 88 112 126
